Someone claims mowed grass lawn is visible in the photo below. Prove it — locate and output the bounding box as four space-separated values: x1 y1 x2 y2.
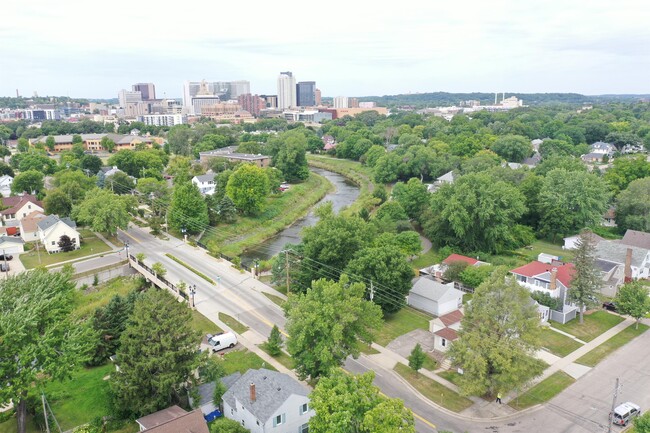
576 323 649 367
539 327 584 357
20 229 112 269
515 240 573 263
552 311 624 342
394 364 473 412
509 371 576 410
218 349 276 375
374 308 432 346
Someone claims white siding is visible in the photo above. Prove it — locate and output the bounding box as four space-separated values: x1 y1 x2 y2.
407 293 439 316
40 222 80 253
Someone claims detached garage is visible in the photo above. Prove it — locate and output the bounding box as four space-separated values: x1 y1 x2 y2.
407 277 463 317
0 235 25 255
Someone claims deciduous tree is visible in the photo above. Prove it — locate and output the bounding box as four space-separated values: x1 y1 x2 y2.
615 282 650 329
273 135 309 182
284 276 382 380
168 182 209 234
615 177 650 232
448 269 542 396
11 169 44 194
72 189 136 235
225 163 270 215
408 343 426 375
391 177 429 219
0 270 93 433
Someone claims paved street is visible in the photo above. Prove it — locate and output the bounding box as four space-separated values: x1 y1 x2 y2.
117 223 650 433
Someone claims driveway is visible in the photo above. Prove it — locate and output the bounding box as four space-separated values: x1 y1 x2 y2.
387 329 436 359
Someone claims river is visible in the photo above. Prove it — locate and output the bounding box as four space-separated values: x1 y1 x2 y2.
240 167 360 265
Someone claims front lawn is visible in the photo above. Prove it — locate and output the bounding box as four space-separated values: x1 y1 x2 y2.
44 363 114 431
509 371 576 410
539 327 584 357
218 349 276 375
218 312 249 334
192 309 223 338
576 323 649 367
438 370 463 387
259 344 294 370
552 311 624 342
374 308 432 346
20 229 112 269
393 364 473 413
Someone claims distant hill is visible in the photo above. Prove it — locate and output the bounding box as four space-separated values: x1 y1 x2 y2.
355 92 650 108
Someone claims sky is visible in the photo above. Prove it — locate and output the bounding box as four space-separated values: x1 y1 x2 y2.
2 0 650 99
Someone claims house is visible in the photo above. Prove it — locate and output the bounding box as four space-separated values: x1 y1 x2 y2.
199 149 271 168
19 211 47 242
407 277 464 316
135 405 208 433
595 240 650 296
620 229 650 250
522 152 542 168
0 175 13 197
0 235 25 255
191 172 217 195
562 232 604 250
602 207 617 227
222 368 313 433
581 142 616 163
189 373 242 420
422 253 489 279
322 135 337 151
510 259 578 323
0 194 44 226
37 215 80 253
429 309 463 352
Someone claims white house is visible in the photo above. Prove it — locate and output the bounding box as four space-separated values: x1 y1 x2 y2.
0 194 44 226
191 172 217 195
19 211 46 243
37 215 80 253
407 277 463 316
510 260 578 323
0 175 13 197
422 253 489 279
222 368 313 433
595 240 650 296
0 235 25 255
427 170 456 193
562 232 604 250
581 141 616 163
429 309 463 352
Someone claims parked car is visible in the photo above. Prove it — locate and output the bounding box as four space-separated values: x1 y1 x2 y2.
611 402 640 426
0 254 13 261
206 332 238 352
602 302 618 312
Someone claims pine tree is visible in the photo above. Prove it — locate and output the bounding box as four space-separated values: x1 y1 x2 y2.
569 230 601 324
266 325 283 356
408 343 426 376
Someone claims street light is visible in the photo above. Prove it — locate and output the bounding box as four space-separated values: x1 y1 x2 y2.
190 284 196 308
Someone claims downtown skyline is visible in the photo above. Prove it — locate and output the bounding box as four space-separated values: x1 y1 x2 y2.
2 0 650 99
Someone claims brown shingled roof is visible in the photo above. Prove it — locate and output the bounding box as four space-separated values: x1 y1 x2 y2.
142 410 208 433
439 310 464 327
1 194 43 215
434 327 459 341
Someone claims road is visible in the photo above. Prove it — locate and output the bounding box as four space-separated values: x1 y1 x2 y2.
118 224 650 433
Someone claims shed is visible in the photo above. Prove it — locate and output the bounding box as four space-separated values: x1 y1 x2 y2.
407 277 463 316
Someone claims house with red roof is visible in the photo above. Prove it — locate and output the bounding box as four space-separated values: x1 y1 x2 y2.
421 253 489 279
510 258 579 323
429 309 464 352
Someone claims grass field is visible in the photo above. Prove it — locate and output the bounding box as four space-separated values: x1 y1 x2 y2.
515 239 573 263
394 364 473 412
509 371 576 409
218 349 276 375
192 309 223 338
438 370 463 386
539 327 584 357
20 229 112 269
552 311 624 342
262 292 286 307
576 323 649 367
218 312 249 334
72 276 143 319
259 344 294 370
374 308 432 346
200 172 332 257
410 250 440 271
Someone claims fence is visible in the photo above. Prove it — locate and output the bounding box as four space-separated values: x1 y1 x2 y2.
129 254 188 300
550 308 577 324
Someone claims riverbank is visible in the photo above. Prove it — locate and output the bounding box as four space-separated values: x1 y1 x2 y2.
200 171 333 258
306 154 376 214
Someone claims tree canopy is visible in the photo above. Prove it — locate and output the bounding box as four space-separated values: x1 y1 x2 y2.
168 182 209 235
615 177 650 232
225 163 270 215
72 189 136 235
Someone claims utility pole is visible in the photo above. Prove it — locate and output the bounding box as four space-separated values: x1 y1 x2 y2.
370 280 374 302
285 250 290 293
2 249 7 279
41 394 50 433
607 377 620 433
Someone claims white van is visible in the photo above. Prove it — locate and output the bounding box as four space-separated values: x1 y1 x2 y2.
207 332 238 352
612 402 640 426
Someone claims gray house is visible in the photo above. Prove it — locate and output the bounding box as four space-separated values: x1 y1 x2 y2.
407 277 463 316
222 368 313 433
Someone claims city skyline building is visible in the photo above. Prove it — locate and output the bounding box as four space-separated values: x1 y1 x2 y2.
132 83 156 100
118 89 142 107
228 80 251 99
315 88 322 106
296 81 316 107
277 71 296 109
238 93 266 117
333 96 349 108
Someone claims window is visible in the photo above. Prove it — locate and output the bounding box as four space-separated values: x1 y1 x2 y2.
299 423 309 433
51 241 56 245
241 420 245 427
300 403 309 415
273 413 286 427
441 338 447 347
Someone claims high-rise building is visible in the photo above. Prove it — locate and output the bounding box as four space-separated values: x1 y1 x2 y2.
333 96 349 109
228 81 251 99
238 94 267 117
349 97 359 108
118 89 142 107
277 72 297 109
296 81 316 107
261 95 278 108
315 88 322 106
132 83 156 100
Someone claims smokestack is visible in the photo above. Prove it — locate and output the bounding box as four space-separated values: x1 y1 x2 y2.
624 248 633 282
549 268 558 291
249 383 256 403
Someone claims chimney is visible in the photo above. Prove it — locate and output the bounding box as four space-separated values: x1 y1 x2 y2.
549 268 558 291
624 248 633 282
249 383 256 403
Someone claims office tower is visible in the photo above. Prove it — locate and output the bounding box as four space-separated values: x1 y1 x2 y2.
118 89 142 107
315 88 322 106
261 95 278 108
132 83 156 100
333 96 349 109
277 72 297 109
296 81 316 107
238 94 266 117
228 81 251 99
349 97 359 108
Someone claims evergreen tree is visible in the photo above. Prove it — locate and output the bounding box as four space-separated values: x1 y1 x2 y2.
408 343 426 376
569 230 601 324
88 292 138 366
266 325 283 356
